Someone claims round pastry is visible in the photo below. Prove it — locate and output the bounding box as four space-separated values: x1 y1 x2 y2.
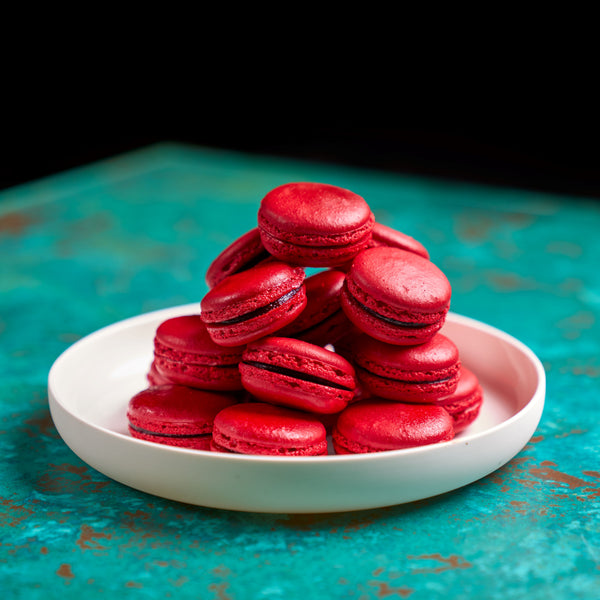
276 269 350 346
258 182 375 267
341 246 451 345
151 315 245 390
369 222 429 259
352 333 461 402
332 399 455 454
434 366 484 433
200 261 307 347
127 385 239 450
205 227 272 289
147 359 172 386
211 402 328 456
239 336 356 414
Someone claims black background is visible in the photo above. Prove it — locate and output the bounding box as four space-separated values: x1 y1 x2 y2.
2 124 599 200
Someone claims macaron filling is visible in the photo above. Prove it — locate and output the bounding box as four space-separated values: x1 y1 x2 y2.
357 369 456 385
128 423 211 439
356 361 460 402
343 278 446 329
212 286 303 326
241 359 354 391
354 300 438 329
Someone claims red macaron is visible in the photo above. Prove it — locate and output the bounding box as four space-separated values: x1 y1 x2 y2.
332 399 455 454
200 261 307 347
434 366 484 433
258 182 375 267
351 332 461 403
276 269 350 347
341 246 452 345
205 227 272 289
151 315 245 391
369 222 430 259
127 385 239 450
211 402 328 456
147 360 172 387
239 336 356 414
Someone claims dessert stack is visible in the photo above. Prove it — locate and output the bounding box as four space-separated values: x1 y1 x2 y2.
127 182 483 455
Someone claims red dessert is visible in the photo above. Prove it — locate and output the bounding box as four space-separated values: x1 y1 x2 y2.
205 227 272 288
369 222 429 259
239 336 356 414
151 315 245 390
258 182 374 267
352 333 460 402
276 269 350 346
341 247 451 345
211 402 328 456
127 385 239 450
200 261 307 347
332 399 455 454
434 366 484 433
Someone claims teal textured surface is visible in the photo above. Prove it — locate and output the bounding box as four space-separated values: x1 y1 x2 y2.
1 143 599 598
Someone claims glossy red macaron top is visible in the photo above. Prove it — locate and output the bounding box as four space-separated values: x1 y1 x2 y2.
333 399 455 451
258 182 374 240
155 315 246 357
127 385 239 432
205 227 271 289
200 261 305 323
212 402 327 449
347 247 451 314
370 222 430 259
353 333 460 376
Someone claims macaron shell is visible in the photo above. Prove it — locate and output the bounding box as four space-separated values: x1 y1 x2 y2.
154 315 245 362
277 269 350 345
289 308 351 348
370 222 430 259
201 262 305 322
259 182 374 240
153 358 244 391
153 315 245 390
349 248 451 314
211 402 328 456
434 367 484 433
332 399 455 454
240 337 356 414
341 285 446 345
204 289 307 347
352 333 460 402
258 182 375 267
205 227 272 288
341 247 451 345
448 398 483 433
200 262 307 346
147 360 172 386
127 385 239 450
259 229 373 268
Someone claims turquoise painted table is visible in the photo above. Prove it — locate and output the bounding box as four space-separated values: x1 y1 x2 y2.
1 143 599 599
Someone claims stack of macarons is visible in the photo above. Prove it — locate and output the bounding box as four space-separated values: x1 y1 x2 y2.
127 181 483 455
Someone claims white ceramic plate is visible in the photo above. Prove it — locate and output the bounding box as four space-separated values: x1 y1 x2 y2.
48 304 545 513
